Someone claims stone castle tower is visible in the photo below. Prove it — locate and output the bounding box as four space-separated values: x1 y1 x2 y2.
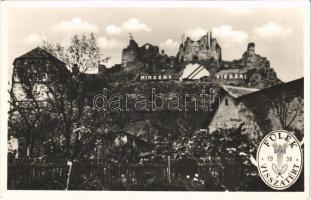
177 31 222 63
121 37 139 65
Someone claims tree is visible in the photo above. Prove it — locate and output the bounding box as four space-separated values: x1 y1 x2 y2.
8 105 59 157
271 92 303 130
187 125 259 190
9 33 113 160
42 33 110 73
40 33 114 160
9 59 66 157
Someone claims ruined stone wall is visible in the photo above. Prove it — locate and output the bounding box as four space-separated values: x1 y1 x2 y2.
121 48 138 65
178 35 222 63
120 38 279 89
198 50 209 61
120 39 177 74
183 38 195 62
121 39 139 65
138 44 159 62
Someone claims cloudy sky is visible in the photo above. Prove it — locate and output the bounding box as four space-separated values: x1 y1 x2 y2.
8 5 305 82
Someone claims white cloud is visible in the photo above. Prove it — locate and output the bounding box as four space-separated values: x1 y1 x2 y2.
122 18 151 32
159 39 179 56
23 33 47 45
212 25 248 47
185 27 208 41
98 37 125 49
105 25 122 35
105 18 151 35
184 26 248 49
160 39 179 50
52 17 98 33
253 22 293 40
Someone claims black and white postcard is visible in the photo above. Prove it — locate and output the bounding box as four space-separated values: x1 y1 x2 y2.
0 1 310 200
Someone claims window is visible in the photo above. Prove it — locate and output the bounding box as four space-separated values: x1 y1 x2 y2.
225 99 229 106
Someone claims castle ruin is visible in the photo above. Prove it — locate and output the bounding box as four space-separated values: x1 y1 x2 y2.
177 32 222 63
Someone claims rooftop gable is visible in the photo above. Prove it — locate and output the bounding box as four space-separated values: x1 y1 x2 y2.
13 47 66 65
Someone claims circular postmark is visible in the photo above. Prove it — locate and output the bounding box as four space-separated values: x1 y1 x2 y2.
257 130 303 190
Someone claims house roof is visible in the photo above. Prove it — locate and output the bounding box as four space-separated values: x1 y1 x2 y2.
13 47 66 65
222 78 303 100
222 85 259 98
212 78 304 135
238 78 303 101
237 78 303 133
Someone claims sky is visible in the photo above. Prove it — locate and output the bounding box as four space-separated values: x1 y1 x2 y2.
7 6 305 82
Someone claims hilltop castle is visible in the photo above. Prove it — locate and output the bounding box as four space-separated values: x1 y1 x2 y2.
119 32 222 70
104 32 280 88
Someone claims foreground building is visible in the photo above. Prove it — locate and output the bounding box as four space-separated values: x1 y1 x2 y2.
209 78 304 141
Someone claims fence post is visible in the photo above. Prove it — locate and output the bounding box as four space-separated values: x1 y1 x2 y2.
167 156 171 183
66 161 73 190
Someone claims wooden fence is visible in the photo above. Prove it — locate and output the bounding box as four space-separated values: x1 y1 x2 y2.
8 160 240 190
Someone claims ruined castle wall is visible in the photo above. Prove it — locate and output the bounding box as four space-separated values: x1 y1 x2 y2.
198 50 209 60
183 39 195 62
138 44 159 62
121 49 138 65
181 35 222 62
198 36 209 50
